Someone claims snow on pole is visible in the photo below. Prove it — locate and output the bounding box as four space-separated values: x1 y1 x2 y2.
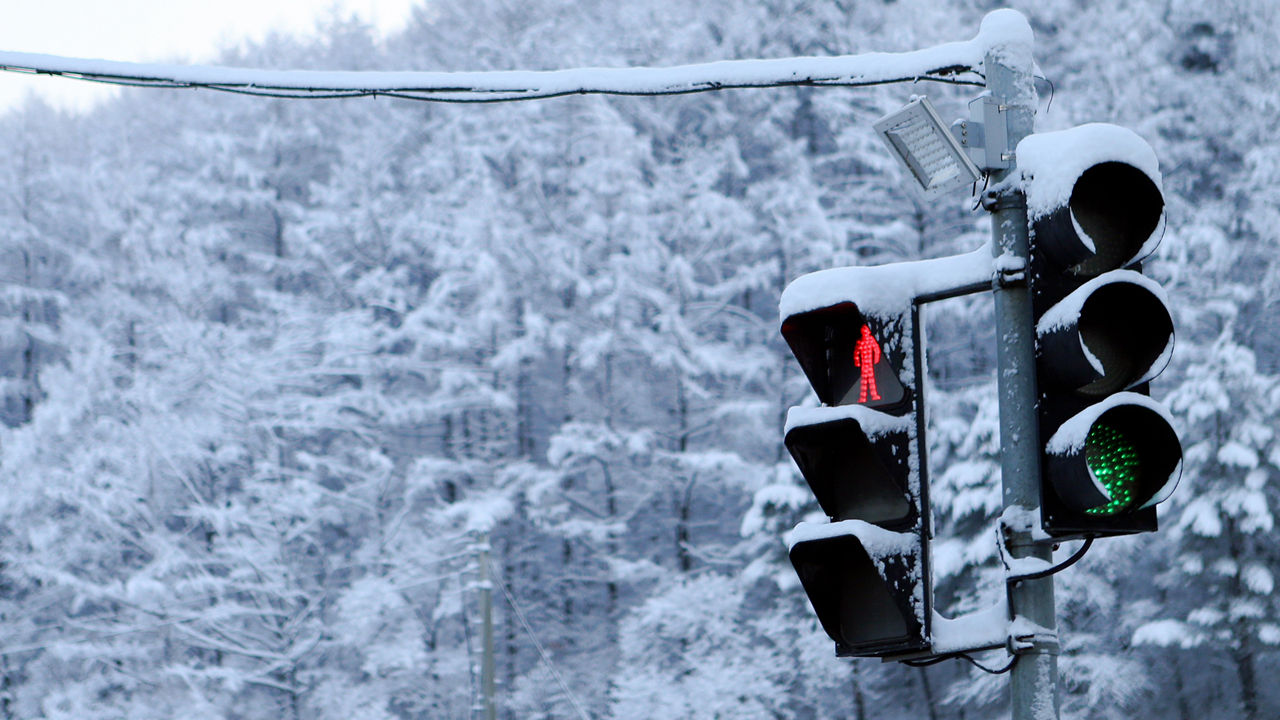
777 245 994 321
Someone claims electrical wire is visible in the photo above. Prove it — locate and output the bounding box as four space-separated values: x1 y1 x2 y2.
10 71 984 104
905 651 1018 675
495 574 593 720
1005 537 1093 584
963 652 1018 674
903 528 1092 673
1036 73 1056 112
0 53 986 105
996 527 1094 585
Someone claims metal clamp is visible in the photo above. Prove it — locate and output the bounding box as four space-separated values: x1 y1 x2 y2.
980 188 1026 213
1008 631 1060 656
950 96 1017 171
993 260 1026 289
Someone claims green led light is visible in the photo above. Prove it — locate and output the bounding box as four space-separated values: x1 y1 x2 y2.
1084 423 1140 516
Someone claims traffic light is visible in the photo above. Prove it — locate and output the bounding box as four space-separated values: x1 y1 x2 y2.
780 300 929 658
1020 123 1182 538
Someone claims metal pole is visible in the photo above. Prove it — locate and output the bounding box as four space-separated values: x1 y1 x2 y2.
983 29 1061 720
477 531 498 720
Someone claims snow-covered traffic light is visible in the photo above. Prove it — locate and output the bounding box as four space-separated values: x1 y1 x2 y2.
1020 124 1182 538
780 300 930 657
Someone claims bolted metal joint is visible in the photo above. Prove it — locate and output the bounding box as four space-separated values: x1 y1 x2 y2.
981 188 1027 214
1008 631 1061 656
993 261 1027 290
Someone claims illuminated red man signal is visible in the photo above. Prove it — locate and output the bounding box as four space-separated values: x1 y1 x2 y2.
854 324 883 403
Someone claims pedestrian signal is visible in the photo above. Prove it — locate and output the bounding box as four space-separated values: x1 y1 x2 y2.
781 304 905 411
780 300 928 658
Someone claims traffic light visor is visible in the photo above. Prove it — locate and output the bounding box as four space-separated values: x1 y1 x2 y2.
1032 161 1165 276
784 415 913 528
1069 162 1164 275
781 304 906 410
788 527 925 657
1045 395 1182 515
1036 270 1174 397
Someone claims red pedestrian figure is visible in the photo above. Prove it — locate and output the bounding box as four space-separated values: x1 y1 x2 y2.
854 324 882 403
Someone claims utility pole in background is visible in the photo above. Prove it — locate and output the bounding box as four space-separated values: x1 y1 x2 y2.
468 531 497 720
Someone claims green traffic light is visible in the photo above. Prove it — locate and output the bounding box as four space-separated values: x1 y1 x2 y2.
1084 423 1140 515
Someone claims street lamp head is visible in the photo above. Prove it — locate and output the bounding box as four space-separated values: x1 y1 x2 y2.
874 96 981 197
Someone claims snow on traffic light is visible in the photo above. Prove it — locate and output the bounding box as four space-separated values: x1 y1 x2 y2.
781 300 928 658
1018 123 1182 537
777 251 993 658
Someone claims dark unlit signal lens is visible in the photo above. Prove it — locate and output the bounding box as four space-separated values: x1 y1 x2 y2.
1069 162 1164 276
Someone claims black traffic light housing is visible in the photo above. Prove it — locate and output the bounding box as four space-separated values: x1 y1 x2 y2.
788 521 923 657
1021 125 1183 538
781 302 907 410
780 301 929 657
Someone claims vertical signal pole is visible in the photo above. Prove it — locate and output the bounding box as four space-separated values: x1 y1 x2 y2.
983 27 1061 720
472 531 498 720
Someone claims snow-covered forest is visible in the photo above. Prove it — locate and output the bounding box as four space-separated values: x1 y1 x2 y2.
0 0 1276 718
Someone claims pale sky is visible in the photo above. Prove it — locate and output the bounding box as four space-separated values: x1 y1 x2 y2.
0 0 420 113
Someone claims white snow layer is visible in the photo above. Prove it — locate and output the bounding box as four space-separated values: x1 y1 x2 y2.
1217 441 1259 469
1034 269 1174 386
1044 391 1176 456
784 404 912 437
1001 506 1054 544
1259 624 1280 646
1017 123 1162 221
1034 269 1170 335
740 483 811 537
930 599 1009 654
0 10 1033 102
785 518 917 557
1243 564 1275 595
1132 620 1202 649
779 245 994 320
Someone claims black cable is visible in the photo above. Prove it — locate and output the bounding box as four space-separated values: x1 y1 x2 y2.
1005 536 1094 584
902 528 1089 675
903 656 949 667
904 651 1018 675
962 652 1018 674
205 85 378 100
996 527 1093 659
0 65 985 104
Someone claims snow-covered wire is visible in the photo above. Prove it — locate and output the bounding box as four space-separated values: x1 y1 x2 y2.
496 573 593 720
1038 74 1056 112
0 48 985 106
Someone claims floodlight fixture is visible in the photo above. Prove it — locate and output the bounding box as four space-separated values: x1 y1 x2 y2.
874 97 982 197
